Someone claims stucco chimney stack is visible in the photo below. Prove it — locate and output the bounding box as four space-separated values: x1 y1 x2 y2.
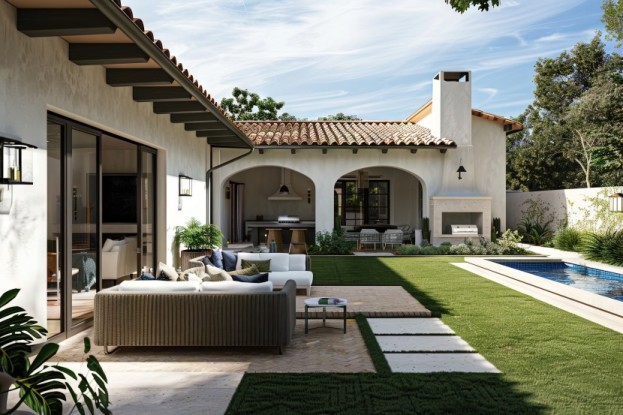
431 71 472 147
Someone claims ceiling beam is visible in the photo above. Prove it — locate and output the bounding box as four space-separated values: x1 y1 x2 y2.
69 43 149 65
186 123 229 132
196 130 235 137
17 9 116 37
170 113 219 123
133 87 192 102
152 101 206 114
106 69 173 86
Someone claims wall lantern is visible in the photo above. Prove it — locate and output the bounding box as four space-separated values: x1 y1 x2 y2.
179 175 192 197
0 136 37 185
609 193 623 213
456 159 467 180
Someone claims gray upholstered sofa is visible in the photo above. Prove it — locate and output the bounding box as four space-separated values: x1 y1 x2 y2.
93 279 296 353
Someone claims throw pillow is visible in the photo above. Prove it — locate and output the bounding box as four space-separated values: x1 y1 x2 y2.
102 238 115 252
222 250 238 271
228 264 259 276
241 259 271 273
205 264 233 281
158 262 179 281
179 266 206 281
207 248 224 269
231 272 269 283
200 255 214 268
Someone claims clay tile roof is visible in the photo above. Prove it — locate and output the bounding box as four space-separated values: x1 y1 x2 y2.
236 121 455 147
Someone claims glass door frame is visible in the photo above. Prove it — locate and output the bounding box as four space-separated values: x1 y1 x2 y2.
47 113 158 341
137 145 157 275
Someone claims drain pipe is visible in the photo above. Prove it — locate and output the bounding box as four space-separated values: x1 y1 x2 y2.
207 146 254 224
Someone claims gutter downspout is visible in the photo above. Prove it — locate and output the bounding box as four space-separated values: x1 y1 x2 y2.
207 146 254 224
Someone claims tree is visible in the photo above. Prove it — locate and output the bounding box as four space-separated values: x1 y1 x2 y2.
602 0 623 47
507 34 623 190
220 87 297 121
445 0 500 13
317 113 362 121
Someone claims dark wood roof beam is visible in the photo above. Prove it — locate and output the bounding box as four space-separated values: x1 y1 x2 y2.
106 69 173 86
69 44 149 65
152 101 205 114
196 130 234 137
170 113 218 123
133 87 192 102
17 9 116 37
187 123 228 132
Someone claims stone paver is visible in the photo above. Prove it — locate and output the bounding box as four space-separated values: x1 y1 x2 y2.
385 353 500 373
368 317 454 334
377 335 475 352
298 286 430 318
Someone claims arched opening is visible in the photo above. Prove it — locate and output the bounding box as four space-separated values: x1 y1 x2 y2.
334 167 424 245
222 166 316 250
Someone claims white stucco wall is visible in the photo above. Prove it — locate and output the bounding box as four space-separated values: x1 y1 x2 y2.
212 148 442 237
506 187 622 232
0 1 207 325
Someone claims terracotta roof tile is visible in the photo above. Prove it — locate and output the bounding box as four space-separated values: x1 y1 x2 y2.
236 121 454 147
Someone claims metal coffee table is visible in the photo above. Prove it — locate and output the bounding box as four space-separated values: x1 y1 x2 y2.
304 297 347 334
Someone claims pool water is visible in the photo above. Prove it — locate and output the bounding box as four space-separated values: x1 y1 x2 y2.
497 261 623 302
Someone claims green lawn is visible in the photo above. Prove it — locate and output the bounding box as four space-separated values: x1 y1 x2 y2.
227 257 623 414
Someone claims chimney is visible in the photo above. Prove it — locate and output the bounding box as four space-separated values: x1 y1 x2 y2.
431 71 472 147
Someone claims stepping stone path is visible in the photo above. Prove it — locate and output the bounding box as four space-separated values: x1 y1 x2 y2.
367 318 500 373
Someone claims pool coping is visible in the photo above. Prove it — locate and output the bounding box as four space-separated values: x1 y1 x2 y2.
465 257 623 319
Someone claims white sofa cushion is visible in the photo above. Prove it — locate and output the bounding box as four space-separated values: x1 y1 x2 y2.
288 255 307 271
200 281 273 293
236 252 290 272
118 280 200 292
268 271 312 288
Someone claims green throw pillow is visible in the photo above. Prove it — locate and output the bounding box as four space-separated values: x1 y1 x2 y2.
228 264 259 276
240 259 271 273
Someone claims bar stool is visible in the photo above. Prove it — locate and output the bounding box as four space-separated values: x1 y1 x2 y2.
289 228 307 254
265 228 284 252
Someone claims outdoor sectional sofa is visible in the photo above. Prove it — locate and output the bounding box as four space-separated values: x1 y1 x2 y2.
93 279 296 354
192 252 314 295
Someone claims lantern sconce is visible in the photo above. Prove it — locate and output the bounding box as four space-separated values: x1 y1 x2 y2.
456 159 466 180
609 193 623 213
0 135 37 185
178 175 192 197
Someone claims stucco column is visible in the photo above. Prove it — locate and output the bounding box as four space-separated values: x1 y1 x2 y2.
314 180 335 235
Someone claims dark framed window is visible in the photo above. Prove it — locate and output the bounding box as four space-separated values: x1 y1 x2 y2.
334 180 390 226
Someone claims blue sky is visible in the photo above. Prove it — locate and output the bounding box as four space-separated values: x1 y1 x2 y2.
123 0 609 120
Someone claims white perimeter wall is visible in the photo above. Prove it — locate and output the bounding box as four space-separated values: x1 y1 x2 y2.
506 187 622 232
0 1 207 325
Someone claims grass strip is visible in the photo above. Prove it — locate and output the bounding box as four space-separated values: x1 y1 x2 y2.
355 314 391 374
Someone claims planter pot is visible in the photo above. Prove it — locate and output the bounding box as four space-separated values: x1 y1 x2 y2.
180 249 211 271
0 372 34 414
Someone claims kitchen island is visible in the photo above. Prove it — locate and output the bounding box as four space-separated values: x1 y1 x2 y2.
246 220 316 247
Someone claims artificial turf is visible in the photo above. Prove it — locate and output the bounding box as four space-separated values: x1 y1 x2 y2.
226 256 623 414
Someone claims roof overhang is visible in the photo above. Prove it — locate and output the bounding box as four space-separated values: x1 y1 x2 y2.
406 100 523 135
6 0 253 149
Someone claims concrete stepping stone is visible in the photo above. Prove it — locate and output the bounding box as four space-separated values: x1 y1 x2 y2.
377 335 474 352
368 318 454 335
385 353 500 373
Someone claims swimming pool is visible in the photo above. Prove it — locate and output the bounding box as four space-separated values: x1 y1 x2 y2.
497 261 623 302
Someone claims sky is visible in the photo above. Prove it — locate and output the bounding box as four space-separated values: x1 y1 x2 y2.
122 0 611 120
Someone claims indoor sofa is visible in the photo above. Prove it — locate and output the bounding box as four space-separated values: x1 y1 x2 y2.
93 279 296 353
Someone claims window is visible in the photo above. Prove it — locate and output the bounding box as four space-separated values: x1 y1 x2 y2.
334 180 390 226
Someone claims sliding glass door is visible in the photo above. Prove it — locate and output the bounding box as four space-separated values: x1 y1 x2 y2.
47 114 157 340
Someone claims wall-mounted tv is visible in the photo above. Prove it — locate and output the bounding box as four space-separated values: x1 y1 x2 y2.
101 174 137 223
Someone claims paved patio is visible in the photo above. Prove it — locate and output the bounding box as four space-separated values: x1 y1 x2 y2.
22 285 430 414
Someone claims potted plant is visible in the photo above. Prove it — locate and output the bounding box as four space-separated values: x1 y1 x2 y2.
174 217 223 270
0 288 110 415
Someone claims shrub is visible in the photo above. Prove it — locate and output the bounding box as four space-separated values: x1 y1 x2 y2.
420 245 441 255
552 228 583 252
517 198 554 245
580 229 623 266
396 245 421 255
449 243 472 255
308 230 356 255
421 217 430 243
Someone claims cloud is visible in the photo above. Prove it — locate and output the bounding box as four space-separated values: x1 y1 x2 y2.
123 0 596 119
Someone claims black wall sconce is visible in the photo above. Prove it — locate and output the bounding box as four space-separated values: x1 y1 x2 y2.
609 193 623 212
0 136 37 185
179 174 192 196
456 159 466 180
